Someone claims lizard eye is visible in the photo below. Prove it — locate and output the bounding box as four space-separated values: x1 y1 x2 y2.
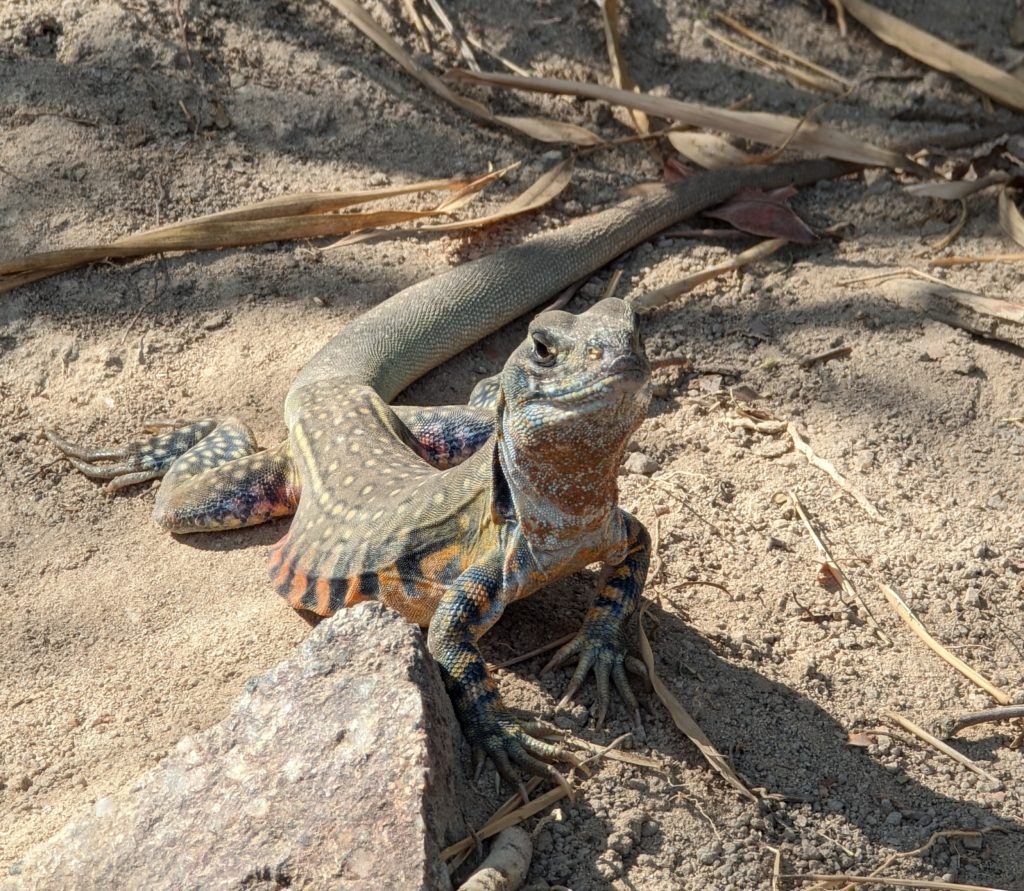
531 333 556 366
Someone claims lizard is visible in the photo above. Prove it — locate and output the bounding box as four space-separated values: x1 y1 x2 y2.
47 158 855 793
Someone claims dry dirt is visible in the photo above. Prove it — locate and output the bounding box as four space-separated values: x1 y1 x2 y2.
2 1 1024 889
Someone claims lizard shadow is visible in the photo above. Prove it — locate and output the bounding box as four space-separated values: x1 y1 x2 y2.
488 577 1024 889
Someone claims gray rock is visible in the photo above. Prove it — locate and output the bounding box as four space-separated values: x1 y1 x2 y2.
6 603 465 891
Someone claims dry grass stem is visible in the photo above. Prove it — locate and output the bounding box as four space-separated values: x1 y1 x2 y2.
630 238 788 311
906 172 1009 200
564 736 662 770
879 584 1012 705
443 731 640 865
713 12 852 88
838 0 1024 113
785 873 1007 890
820 829 1002 891
464 35 532 77
491 632 575 669
332 159 574 247
325 0 601 145
447 69 916 170
699 23 845 94
930 253 1024 267
786 423 882 521
420 0 479 71
422 157 575 230
1 167 532 295
601 0 650 136
925 198 968 253
639 601 757 801
600 268 624 301
787 491 890 643
398 0 431 48
886 711 1000 785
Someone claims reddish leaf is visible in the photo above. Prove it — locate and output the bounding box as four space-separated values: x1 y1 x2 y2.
705 188 817 242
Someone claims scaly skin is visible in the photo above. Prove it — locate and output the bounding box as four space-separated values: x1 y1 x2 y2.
47 160 855 789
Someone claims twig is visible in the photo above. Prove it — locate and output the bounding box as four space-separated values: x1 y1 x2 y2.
491 632 575 669
799 345 852 368
886 711 1000 785
879 584 1012 705
945 705 1024 737
639 600 757 801
787 423 882 521
713 12 851 87
787 491 890 643
783 873 1007 890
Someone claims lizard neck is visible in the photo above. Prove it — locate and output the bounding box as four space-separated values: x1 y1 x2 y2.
495 419 623 548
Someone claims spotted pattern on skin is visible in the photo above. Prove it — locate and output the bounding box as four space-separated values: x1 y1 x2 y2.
50 297 654 789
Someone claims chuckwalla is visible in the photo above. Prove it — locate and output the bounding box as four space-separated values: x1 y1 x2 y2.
48 159 852 790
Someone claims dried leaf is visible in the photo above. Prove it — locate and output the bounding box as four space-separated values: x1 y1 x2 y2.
449 69 918 170
667 131 759 170
0 171 505 295
839 0 1024 113
998 185 1024 248
704 188 817 242
846 730 878 748
493 115 603 146
421 156 574 231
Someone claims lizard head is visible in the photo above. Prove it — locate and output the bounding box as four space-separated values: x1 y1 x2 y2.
498 297 651 466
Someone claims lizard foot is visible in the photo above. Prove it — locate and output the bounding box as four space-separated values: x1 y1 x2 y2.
464 705 580 802
45 418 220 490
542 627 641 730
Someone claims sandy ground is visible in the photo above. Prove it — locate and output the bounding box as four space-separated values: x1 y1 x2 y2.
2 1 1024 888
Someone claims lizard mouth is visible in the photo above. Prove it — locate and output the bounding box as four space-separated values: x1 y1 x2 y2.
541 365 649 410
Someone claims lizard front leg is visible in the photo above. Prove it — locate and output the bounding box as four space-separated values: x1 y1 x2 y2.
545 512 650 727
427 559 575 794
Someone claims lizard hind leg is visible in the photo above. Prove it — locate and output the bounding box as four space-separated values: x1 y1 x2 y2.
47 417 300 534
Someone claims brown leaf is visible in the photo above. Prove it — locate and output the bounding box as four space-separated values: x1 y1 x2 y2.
998 185 1024 249
839 0 1024 113
847 730 879 748
668 131 759 170
704 189 817 242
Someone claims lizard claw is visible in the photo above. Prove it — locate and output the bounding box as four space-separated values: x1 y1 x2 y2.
544 625 640 729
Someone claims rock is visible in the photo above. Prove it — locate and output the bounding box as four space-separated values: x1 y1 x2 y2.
6 604 465 890
622 452 659 476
